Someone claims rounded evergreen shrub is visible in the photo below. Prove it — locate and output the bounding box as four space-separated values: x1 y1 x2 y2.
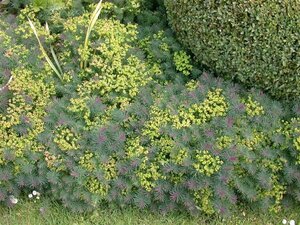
164 0 300 100
0 2 300 216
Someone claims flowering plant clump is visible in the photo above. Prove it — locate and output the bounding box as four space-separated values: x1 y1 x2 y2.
28 190 41 202
173 51 193 76
0 1 299 217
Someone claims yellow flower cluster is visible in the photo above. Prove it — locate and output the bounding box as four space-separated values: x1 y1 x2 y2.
66 18 151 128
243 96 265 117
152 136 174 165
259 175 286 213
68 99 118 129
139 31 170 63
172 105 195 128
0 26 12 46
68 97 95 128
172 148 188 165
261 158 287 173
142 106 171 140
0 32 30 66
216 136 233 150
85 177 108 197
126 135 174 191
44 142 67 171
0 67 54 163
68 97 88 113
193 150 223 176
194 188 215 214
54 126 80 151
173 51 193 76
17 6 40 23
79 152 96 172
77 56 150 100
137 90 228 188
278 118 300 164
125 136 163 191
186 80 199 91
128 135 188 189
169 172 184 184
125 0 143 13
150 63 163 76
125 137 148 159
172 89 228 129
102 157 117 180
80 152 116 182
43 151 66 172
44 151 58 169
240 131 267 151
0 95 30 129
16 7 42 39
137 161 165 191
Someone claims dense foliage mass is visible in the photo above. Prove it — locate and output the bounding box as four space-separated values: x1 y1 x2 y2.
164 0 300 101
0 1 300 216
0 0 148 19
0 0 66 14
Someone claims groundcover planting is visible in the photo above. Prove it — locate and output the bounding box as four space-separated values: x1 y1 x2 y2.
0 0 299 217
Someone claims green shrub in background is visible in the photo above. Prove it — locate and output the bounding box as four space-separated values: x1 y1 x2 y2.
0 1 300 216
164 0 300 101
0 0 66 13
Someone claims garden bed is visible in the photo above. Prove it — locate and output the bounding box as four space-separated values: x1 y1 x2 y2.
0 0 299 221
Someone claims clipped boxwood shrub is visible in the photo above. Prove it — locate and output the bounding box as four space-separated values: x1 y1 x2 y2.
164 0 300 100
0 2 300 216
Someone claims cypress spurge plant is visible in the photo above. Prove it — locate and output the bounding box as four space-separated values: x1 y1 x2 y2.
0 1 299 217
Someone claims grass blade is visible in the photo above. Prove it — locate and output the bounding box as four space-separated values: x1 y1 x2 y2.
81 0 103 69
0 75 13 92
28 18 63 80
46 22 63 75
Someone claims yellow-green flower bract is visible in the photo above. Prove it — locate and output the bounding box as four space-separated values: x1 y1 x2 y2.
0 67 55 164
194 188 215 215
172 89 228 129
173 51 193 76
243 96 265 117
54 126 80 151
193 150 223 177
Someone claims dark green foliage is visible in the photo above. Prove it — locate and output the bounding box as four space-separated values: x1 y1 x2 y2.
0 0 65 13
0 0 28 13
164 0 300 101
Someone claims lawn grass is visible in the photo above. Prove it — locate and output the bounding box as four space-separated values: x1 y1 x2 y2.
0 199 299 225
